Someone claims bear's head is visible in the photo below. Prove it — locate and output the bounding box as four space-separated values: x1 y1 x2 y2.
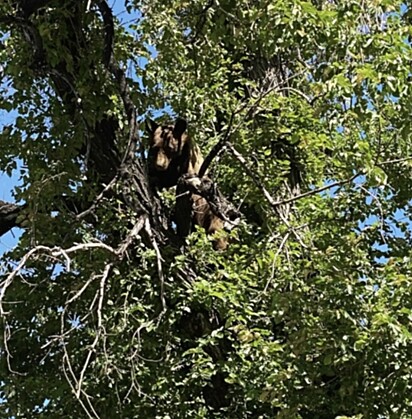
146 118 189 170
146 118 202 188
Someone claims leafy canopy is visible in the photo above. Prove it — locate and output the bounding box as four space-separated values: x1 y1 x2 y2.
1 0 412 418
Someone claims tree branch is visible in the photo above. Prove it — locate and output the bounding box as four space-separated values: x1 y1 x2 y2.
16 0 53 17
0 200 23 237
198 111 235 178
227 142 363 211
96 0 139 161
177 174 241 227
95 0 114 70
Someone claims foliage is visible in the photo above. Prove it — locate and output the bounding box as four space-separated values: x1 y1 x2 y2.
1 0 412 418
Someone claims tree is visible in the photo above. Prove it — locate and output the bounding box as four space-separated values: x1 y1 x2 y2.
1 0 412 417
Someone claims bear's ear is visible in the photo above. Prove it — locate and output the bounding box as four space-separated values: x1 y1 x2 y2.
145 118 159 134
173 118 187 138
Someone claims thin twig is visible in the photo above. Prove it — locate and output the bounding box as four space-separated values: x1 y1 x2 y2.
263 232 290 293
378 156 412 166
144 218 166 314
76 263 111 398
0 242 116 315
3 321 26 376
277 86 313 104
76 174 119 220
116 216 146 257
62 354 97 419
271 172 363 207
226 142 278 208
65 274 97 306
228 140 363 209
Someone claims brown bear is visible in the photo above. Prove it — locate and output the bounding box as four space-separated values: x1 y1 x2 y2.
146 118 227 249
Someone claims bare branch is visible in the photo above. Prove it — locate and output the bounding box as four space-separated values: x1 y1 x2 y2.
0 242 117 315
116 216 146 257
62 345 100 419
3 320 27 376
263 232 290 293
226 142 279 208
76 263 111 398
378 156 412 166
271 173 363 208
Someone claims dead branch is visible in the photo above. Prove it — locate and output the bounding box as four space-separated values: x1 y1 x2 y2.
3 320 27 376
0 242 117 315
76 262 111 399
226 142 279 208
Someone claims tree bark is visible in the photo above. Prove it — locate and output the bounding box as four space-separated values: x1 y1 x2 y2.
0 201 22 237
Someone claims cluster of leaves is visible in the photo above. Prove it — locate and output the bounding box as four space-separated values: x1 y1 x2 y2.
2 0 412 418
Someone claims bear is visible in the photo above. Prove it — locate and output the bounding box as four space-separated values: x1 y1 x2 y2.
146 117 227 250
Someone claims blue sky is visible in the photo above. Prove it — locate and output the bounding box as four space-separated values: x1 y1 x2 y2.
0 102 21 254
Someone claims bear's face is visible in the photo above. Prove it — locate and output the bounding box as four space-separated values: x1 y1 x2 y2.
146 118 188 172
